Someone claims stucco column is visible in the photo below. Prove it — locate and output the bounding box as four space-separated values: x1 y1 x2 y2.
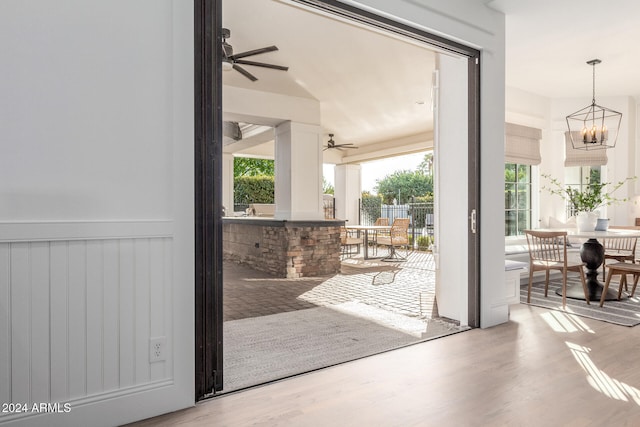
334 164 361 224
222 153 235 216
274 121 324 220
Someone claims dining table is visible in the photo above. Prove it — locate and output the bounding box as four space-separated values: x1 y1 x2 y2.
550 228 640 301
344 224 392 260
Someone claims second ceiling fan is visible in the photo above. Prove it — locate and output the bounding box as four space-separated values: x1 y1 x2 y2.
222 28 289 82
324 134 358 151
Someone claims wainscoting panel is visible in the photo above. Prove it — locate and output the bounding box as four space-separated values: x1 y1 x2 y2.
0 234 173 417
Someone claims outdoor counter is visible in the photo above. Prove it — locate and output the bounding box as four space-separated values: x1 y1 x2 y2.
222 217 345 278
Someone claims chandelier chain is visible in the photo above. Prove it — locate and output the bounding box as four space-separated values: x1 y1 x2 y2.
592 62 596 104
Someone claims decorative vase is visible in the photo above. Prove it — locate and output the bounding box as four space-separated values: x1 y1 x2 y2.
576 211 599 232
595 218 609 231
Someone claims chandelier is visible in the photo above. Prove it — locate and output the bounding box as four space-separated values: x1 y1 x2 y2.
566 59 622 150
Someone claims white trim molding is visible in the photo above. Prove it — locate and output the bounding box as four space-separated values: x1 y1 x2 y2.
0 220 174 243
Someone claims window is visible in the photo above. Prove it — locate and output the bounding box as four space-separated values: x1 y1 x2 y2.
504 163 531 236
564 166 602 217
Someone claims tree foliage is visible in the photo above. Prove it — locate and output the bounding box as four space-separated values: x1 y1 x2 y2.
375 170 433 204
234 175 275 205
417 152 434 176
234 157 274 177
360 193 382 224
323 177 334 195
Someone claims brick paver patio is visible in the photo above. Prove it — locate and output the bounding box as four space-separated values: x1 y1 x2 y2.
223 249 441 323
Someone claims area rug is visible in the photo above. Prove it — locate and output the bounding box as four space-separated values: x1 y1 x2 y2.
520 278 640 327
223 302 466 392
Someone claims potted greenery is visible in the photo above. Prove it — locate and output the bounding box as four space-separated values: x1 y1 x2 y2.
541 174 637 231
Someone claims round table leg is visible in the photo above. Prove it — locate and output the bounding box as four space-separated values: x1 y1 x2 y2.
556 238 622 301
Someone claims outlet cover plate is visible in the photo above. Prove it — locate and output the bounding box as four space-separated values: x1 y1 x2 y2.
149 336 167 363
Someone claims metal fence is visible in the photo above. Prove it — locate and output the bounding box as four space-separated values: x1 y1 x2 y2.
323 197 335 219
359 199 435 250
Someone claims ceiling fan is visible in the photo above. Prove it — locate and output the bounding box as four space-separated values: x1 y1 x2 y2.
221 28 289 82
324 134 357 151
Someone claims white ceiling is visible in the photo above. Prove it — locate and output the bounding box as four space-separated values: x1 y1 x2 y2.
488 0 640 99
222 0 436 153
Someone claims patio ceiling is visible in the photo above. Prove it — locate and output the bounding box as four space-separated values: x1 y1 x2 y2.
222 0 436 163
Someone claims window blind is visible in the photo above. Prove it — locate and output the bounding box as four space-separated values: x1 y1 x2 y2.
564 131 608 166
504 123 542 165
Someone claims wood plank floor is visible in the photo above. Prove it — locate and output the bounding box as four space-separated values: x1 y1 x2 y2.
128 304 640 426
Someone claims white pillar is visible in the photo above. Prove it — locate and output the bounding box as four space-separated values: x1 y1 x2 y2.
335 164 361 224
274 121 324 220
222 153 235 215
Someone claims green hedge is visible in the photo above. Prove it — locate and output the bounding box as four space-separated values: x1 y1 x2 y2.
234 175 275 204
360 194 382 224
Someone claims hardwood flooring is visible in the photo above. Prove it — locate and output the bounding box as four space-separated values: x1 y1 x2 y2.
128 304 640 426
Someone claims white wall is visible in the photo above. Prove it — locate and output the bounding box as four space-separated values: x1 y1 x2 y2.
506 88 640 227
0 1 194 426
547 96 637 226
350 0 506 327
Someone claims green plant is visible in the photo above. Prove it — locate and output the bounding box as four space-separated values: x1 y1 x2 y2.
234 175 275 205
541 173 636 212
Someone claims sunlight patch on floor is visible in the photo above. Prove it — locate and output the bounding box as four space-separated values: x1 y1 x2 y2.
541 310 594 333
567 341 640 405
328 301 429 338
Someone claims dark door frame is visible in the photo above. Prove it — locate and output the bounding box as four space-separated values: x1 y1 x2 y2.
195 0 224 399
194 0 481 399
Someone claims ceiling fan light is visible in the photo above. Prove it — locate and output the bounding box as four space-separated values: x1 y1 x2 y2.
222 59 233 71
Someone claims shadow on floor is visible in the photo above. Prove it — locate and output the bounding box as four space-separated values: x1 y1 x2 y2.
221 251 467 393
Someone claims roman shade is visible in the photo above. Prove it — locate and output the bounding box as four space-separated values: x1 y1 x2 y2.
564 131 608 166
505 123 542 165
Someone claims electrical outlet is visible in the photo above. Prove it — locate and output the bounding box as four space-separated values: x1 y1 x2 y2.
149 336 167 363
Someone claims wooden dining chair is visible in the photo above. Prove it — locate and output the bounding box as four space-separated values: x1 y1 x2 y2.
524 230 589 308
599 262 640 307
378 218 410 261
602 236 637 283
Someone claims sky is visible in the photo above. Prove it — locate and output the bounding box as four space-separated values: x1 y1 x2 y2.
324 151 427 194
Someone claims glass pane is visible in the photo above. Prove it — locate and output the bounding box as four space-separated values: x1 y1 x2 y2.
505 210 516 236
588 167 601 185
505 184 516 209
517 164 530 183
504 163 516 183
517 210 530 234
517 183 530 210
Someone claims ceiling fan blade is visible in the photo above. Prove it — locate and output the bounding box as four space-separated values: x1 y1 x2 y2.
231 46 278 60
234 59 288 71
233 64 258 82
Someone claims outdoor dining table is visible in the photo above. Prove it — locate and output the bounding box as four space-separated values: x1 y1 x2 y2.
547 228 640 301
344 224 392 260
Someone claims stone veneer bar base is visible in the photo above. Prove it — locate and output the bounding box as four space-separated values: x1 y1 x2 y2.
223 218 345 278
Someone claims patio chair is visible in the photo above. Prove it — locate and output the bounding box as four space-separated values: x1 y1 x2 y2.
340 226 362 259
524 229 589 308
368 217 390 255
378 218 410 262
602 236 637 284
